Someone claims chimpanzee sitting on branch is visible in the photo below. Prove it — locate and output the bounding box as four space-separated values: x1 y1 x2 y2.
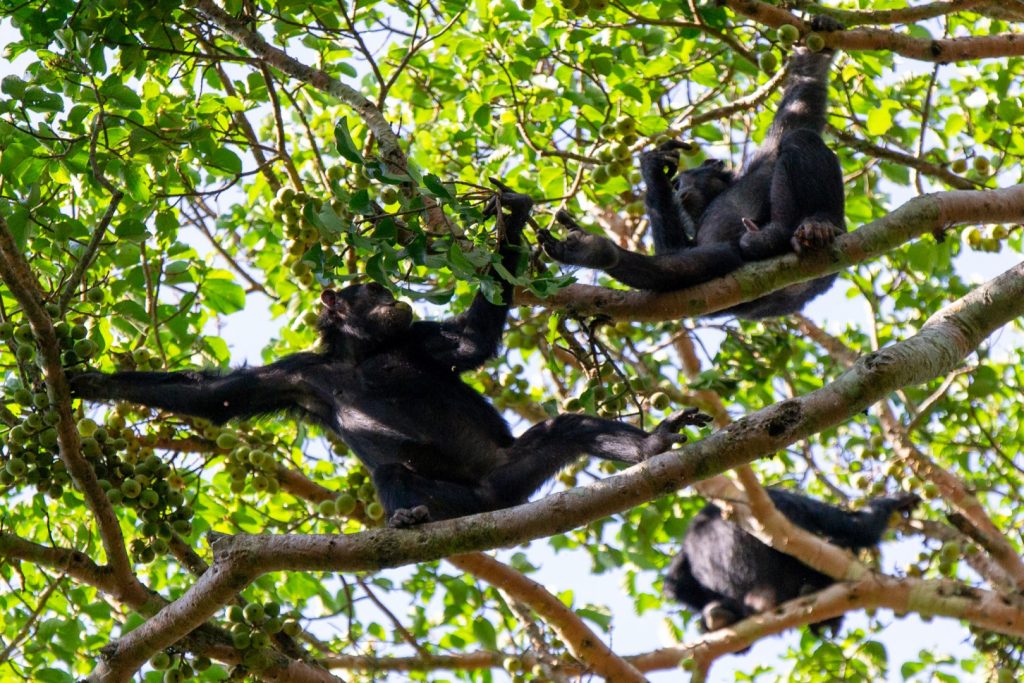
542 20 847 319
72 182 709 528
665 489 919 639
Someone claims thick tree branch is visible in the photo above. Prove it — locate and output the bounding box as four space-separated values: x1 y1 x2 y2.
87 262 1024 679
631 572 1024 671
791 0 991 26
795 315 1024 590
0 532 116 594
520 184 1024 320
723 0 1024 62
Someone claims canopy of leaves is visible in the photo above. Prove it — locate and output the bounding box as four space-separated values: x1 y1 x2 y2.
0 0 1022 681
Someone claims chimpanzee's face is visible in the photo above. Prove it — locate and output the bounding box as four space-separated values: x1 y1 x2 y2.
675 159 734 220
319 283 414 341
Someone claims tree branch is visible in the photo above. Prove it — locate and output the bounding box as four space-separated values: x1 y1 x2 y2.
189 0 446 228
723 0 1024 62
631 572 1024 671
519 184 1024 320
795 315 1024 590
790 0 991 26
0 216 146 605
828 125 977 191
449 553 645 683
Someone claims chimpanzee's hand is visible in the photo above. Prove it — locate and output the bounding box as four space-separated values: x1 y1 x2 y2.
641 407 712 457
539 210 619 269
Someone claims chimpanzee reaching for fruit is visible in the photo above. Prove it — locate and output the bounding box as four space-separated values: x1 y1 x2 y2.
664 489 919 637
542 20 846 319
71 182 710 528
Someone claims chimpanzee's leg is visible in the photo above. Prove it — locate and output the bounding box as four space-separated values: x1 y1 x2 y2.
541 214 745 292
738 129 845 261
372 463 491 528
664 552 744 631
487 409 709 503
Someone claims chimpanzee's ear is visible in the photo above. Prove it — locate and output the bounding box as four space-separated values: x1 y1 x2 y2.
320 289 349 316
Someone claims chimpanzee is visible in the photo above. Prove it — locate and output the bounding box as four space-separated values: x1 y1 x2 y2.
664 489 920 637
541 21 846 319
71 183 710 528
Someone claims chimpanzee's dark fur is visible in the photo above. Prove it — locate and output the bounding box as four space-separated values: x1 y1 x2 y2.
72 185 709 528
665 489 919 637
542 21 846 319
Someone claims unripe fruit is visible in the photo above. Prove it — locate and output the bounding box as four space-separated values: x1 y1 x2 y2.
335 493 357 515
120 479 142 499
73 338 97 359
759 52 778 72
77 417 98 438
940 542 960 563
650 392 671 410
139 489 159 509
777 24 799 44
950 158 967 173
243 602 266 624
965 227 983 247
805 32 825 52
5 457 27 477
15 344 35 362
380 187 400 205
365 501 384 519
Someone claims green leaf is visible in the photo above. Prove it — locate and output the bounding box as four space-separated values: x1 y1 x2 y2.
471 618 497 650
203 278 245 314
114 218 148 241
473 103 492 128
101 83 142 110
207 147 243 176
334 117 363 164
422 174 453 201
866 107 892 136
35 668 74 683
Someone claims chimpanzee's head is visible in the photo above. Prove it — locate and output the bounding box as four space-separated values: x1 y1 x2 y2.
319 283 414 353
674 158 734 222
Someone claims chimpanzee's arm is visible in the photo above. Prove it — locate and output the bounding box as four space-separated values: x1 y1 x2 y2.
424 189 532 372
642 142 695 254
70 352 332 425
768 489 919 550
759 45 836 153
